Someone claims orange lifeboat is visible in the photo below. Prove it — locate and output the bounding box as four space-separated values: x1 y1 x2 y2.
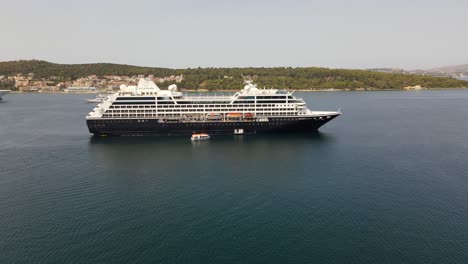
226 113 242 118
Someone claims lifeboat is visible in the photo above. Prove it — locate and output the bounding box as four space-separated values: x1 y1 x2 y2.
206 113 222 120
226 113 242 118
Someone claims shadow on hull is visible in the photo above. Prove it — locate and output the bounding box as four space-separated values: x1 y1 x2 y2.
87 115 340 137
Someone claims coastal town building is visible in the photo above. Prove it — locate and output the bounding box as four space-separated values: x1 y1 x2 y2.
0 73 184 93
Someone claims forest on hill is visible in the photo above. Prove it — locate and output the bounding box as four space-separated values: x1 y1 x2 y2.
1 60 467 91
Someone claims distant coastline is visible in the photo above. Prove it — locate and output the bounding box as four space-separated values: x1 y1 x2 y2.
1 60 467 93
8 87 468 94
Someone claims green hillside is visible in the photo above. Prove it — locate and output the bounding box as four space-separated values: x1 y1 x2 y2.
0 60 174 79
1 60 467 90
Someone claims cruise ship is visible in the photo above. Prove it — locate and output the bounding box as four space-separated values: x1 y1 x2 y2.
0 90 10 100
86 78 341 136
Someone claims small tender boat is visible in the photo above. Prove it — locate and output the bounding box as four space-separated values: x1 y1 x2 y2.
85 94 108 103
191 133 210 141
85 98 104 103
0 90 10 100
234 128 244 135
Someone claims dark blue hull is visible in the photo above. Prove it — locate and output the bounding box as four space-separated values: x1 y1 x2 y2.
86 115 339 136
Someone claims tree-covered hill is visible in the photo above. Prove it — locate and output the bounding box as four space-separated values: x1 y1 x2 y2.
1 60 467 90
0 60 174 79
177 67 468 90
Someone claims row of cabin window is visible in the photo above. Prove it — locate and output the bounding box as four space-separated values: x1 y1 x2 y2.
110 104 296 109
98 117 296 127
234 100 302 104
109 106 296 111
106 108 297 113
116 97 177 101
175 101 233 104
177 101 232 104
102 112 298 118
114 100 300 105
138 96 296 102
114 100 301 105
257 96 295 99
238 96 294 99
115 97 156 100
93 117 299 123
179 101 301 104
115 96 296 101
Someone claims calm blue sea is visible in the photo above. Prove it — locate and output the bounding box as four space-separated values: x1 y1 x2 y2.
1 90 468 263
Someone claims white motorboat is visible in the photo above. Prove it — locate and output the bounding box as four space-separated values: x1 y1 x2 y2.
0 90 10 100
191 133 210 141
85 94 109 103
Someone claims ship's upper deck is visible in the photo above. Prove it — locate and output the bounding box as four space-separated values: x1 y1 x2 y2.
117 78 293 100
86 78 341 119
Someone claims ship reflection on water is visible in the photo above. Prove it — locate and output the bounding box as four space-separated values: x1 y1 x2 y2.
87 132 335 170
87 132 337 199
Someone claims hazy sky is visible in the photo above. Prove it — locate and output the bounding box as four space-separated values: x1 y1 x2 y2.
1 0 467 69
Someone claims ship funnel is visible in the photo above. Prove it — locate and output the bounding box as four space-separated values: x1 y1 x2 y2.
137 78 160 94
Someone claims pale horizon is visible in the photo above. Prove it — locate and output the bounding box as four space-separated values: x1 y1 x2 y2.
3 59 468 72
1 0 467 70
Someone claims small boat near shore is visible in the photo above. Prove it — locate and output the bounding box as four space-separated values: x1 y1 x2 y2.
0 90 10 100
85 94 109 103
191 133 210 141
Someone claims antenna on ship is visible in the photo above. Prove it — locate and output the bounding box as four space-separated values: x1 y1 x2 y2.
241 74 248 83
241 74 253 86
